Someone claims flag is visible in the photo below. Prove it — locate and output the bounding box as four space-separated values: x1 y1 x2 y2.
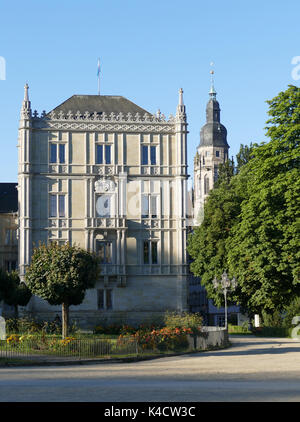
97 59 101 76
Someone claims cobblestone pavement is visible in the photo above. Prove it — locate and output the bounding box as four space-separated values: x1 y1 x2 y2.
0 336 300 402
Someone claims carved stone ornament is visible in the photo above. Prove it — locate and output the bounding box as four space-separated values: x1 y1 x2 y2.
94 178 116 193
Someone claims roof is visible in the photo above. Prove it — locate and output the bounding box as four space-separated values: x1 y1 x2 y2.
48 95 152 117
200 122 229 148
0 183 18 213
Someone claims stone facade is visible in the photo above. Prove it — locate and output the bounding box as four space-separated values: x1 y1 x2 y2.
0 183 18 317
18 85 189 328
0 183 18 273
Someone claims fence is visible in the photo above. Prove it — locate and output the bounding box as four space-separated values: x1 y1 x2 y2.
0 337 138 362
0 327 229 363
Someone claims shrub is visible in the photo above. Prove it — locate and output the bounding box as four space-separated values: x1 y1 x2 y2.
164 312 202 335
261 310 284 328
130 326 192 352
282 297 300 328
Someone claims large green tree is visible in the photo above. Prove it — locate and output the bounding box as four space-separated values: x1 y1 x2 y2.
188 85 300 315
227 85 300 313
25 242 100 338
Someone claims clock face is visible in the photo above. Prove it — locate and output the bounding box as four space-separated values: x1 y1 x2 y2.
96 194 111 217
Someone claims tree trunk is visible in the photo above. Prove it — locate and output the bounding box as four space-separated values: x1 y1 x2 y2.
62 302 69 339
14 304 19 319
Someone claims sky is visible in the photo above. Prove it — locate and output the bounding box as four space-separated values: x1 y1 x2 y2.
0 0 299 183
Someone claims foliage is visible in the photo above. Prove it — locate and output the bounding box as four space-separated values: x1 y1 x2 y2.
4 316 76 336
163 312 202 335
188 85 300 315
25 242 100 338
228 323 251 334
227 85 300 313
261 310 283 328
0 269 32 316
25 242 100 306
282 296 300 328
122 326 192 352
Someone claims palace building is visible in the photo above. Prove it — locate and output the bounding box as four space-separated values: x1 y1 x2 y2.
18 85 189 327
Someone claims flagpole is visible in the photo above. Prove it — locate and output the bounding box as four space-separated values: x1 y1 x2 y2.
97 58 100 95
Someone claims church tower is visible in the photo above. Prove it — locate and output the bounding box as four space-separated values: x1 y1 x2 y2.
193 71 229 224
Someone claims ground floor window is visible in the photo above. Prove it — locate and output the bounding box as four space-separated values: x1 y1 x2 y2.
4 260 17 272
97 289 113 310
216 315 225 327
143 240 158 264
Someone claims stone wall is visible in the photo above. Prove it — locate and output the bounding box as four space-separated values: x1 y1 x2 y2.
188 326 229 351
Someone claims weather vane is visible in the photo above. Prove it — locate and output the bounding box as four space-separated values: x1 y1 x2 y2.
209 62 216 98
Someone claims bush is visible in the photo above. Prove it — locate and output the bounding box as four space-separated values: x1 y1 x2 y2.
252 327 292 337
6 317 42 334
282 297 300 328
164 312 202 335
129 326 192 352
228 323 251 334
261 310 284 328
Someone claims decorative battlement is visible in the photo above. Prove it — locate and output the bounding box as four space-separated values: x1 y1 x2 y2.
31 110 181 123
30 109 184 133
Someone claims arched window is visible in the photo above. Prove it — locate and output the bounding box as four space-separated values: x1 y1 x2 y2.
204 176 209 194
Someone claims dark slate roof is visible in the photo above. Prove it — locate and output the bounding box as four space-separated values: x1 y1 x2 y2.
199 97 229 148
0 183 18 213
200 122 229 148
48 95 152 116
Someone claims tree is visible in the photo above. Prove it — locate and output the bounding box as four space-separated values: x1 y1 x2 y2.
188 85 300 316
235 142 258 172
25 242 100 338
0 269 32 318
227 85 300 314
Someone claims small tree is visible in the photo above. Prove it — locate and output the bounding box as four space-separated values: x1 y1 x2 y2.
0 269 32 318
25 242 100 338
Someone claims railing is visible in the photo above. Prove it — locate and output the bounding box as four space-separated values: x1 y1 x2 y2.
0 327 229 362
0 337 138 361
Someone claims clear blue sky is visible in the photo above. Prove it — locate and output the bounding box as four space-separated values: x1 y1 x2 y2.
0 0 299 183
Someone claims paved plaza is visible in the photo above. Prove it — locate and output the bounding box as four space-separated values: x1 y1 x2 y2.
0 336 300 402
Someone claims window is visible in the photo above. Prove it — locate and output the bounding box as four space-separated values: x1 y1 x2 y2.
96 145 111 164
143 240 149 264
97 289 113 310
214 166 219 182
5 261 16 272
216 150 220 157
143 240 158 264
105 145 111 164
5 229 17 245
96 145 103 164
216 315 225 327
204 176 209 195
50 195 65 218
151 241 158 264
50 143 65 164
59 144 65 163
50 144 57 163
141 145 157 165
141 194 158 218
96 240 112 264
58 195 65 217
142 145 148 165
150 146 156 165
